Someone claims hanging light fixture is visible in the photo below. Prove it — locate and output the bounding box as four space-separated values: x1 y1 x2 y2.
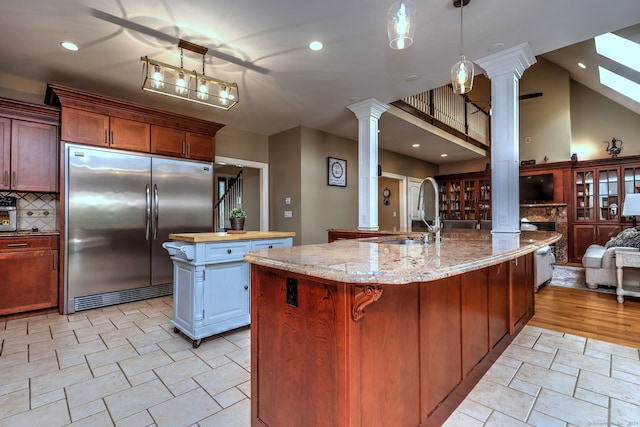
387 0 416 50
451 0 474 94
141 39 239 110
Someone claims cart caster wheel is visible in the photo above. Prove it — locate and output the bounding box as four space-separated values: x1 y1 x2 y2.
173 327 180 334
617 295 624 304
193 339 201 349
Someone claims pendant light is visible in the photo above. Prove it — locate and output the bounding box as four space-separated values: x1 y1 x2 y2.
387 0 416 50
451 0 474 94
141 39 239 110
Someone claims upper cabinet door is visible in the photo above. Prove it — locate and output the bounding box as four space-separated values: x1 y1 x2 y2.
61 107 109 146
61 108 150 153
151 125 185 157
0 118 10 190
109 117 150 153
185 132 214 161
11 120 58 192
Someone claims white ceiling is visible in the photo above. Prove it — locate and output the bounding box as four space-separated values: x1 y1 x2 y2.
1 0 639 164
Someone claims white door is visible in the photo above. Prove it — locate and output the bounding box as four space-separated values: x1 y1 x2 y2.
408 177 424 224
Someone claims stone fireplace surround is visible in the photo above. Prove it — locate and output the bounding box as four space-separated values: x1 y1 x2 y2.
520 203 568 264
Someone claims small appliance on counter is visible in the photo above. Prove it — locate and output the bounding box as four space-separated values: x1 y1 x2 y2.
0 196 17 232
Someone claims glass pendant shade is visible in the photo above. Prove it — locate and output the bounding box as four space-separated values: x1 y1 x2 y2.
387 0 416 50
151 65 164 89
175 71 188 96
197 78 209 100
451 55 474 94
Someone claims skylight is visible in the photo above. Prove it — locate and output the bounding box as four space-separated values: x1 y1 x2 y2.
598 66 640 103
594 32 640 103
594 32 640 71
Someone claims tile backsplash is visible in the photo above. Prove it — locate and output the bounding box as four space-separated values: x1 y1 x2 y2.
0 191 59 232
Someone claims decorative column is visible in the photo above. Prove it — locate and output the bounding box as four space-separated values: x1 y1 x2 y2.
475 43 536 234
347 98 390 230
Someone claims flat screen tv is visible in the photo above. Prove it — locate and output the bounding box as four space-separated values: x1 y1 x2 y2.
520 173 554 203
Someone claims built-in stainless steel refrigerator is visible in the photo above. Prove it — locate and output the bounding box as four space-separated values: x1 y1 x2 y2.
64 144 213 313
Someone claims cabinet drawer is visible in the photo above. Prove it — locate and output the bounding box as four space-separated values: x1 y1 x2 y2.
252 238 293 250
0 235 58 252
205 241 251 263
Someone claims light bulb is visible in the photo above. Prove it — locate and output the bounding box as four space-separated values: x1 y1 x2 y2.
176 71 188 96
219 85 229 106
197 79 209 100
151 65 164 89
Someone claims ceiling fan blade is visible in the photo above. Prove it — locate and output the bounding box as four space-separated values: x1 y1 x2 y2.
89 8 270 75
519 92 543 100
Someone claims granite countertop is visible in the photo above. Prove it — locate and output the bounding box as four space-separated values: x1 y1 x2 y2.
0 231 60 237
245 229 561 285
168 231 296 242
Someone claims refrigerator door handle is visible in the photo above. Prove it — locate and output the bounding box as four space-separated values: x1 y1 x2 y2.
154 184 159 240
145 184 151 241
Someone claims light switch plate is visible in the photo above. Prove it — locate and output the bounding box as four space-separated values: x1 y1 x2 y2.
284 210 292 218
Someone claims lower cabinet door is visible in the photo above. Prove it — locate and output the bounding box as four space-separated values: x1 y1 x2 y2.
203 261 250 327
0 250 58 315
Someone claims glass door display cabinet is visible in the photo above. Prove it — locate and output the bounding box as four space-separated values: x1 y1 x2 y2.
573 167 622 262
437 175 491 221
574 170 594 221
478 178 491 220
598 168 619 221
440 180 461 220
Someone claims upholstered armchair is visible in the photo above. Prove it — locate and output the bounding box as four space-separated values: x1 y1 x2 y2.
534 246 555 292
583 228 640 289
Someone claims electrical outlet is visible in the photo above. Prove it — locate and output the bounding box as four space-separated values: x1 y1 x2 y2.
286 278 298 307
285 197 291 205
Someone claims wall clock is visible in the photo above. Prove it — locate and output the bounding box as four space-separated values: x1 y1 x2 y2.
328 157 347 187
382 187 391 205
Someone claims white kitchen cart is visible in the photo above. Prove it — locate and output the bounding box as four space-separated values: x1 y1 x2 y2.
163 232 294 348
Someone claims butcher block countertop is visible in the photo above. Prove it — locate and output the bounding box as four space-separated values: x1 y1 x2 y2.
168 231 296 242
244 229 560 285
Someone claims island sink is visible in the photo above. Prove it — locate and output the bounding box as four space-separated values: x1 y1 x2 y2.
379 238 421 245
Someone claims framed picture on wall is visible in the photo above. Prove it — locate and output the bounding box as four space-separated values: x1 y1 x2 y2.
328 157 347 187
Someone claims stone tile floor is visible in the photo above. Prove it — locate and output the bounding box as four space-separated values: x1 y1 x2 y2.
1 296 639 426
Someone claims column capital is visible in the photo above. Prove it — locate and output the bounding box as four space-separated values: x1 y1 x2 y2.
476 42 536 80
347 97 390 120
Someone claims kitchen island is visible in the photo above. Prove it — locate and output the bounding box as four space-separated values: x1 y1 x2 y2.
165 231 295 347
245 229 560 427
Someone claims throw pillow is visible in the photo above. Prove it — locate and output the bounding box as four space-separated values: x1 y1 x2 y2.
605 227 640 248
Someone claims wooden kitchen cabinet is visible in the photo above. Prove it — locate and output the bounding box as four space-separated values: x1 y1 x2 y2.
0 117 58 192
572 224 621 262
0 117 9 188
49 84 224 160
569 162 640 262
510 253 534 331
61 107 150 152
151 125 215 161
0 235 59 316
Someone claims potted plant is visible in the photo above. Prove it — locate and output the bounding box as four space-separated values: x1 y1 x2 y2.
229 208 247 230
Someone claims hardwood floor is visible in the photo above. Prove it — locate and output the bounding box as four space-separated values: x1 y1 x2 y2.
529 285 640 348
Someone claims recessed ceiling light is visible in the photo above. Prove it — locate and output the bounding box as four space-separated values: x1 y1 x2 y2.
406 75 418 82
488 43 505 52
309 41 323 51
412 143 420 147
578 62 586 69
61 41 79 51
440 153 448 157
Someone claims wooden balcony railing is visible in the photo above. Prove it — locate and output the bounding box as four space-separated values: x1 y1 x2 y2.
391 85 490 150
